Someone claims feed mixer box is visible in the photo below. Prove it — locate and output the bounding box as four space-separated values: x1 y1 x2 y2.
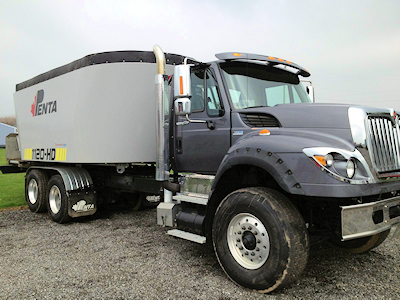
13 51 180 164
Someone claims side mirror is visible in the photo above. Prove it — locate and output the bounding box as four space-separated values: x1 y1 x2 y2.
306 85 315 103
173 64 192 116
174 65 191 99
174 98 191 116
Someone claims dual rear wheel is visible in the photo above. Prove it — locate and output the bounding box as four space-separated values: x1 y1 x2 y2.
47 175 71 223
25 169 70 223
25 169 48 213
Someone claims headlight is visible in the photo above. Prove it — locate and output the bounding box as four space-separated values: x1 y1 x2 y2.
346 159 356 179
326 154 334 167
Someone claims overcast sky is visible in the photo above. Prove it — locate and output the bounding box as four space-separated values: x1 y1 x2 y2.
1 0 400 116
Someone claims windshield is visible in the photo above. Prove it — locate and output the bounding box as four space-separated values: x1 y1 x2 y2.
220 61 312 109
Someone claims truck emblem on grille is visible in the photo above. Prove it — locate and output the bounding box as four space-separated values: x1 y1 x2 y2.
31 89 57 116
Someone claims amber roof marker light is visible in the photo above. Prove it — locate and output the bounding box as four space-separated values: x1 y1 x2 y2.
259 129 271 136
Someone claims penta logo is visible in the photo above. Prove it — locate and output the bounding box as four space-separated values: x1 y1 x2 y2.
30 90 57 117
72 200 95 212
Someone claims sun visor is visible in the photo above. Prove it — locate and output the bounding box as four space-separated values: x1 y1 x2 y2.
215 52 310 77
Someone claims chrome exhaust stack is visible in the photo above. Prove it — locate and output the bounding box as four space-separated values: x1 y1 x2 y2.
153 44 167 182
153 45 174 203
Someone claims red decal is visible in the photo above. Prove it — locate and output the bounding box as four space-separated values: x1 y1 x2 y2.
31 96 36 116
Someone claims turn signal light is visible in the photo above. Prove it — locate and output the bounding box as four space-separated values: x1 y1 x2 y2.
259 129 271 136
314 155 327 166
179 76 184 95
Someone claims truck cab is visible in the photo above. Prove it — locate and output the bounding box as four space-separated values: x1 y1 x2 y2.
165 50 400 292
172 54 313 174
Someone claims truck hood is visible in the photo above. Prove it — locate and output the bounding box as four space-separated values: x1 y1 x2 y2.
238 103 352 129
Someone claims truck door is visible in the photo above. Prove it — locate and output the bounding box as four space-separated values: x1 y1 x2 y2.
173 68 230 174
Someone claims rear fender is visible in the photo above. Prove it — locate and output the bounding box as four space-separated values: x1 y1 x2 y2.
28 166 97 218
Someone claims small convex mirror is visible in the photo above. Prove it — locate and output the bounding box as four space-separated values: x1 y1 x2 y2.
175 98 191 116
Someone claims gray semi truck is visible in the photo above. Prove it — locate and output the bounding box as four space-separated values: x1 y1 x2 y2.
2 45 400 293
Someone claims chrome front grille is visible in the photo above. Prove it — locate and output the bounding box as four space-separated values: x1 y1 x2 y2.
366 116 400 173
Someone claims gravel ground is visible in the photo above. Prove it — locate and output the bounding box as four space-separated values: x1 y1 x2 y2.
0 205 399 300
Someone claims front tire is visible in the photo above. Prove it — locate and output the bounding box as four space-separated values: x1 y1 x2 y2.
47 175 71 224
329 230 390 254
212 187 309 293
25 169 48 213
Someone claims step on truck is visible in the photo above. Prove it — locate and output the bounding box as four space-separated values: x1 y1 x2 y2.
2 45 400 293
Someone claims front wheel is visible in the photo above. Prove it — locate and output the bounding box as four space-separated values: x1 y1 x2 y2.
329 230 391 254
212 187 309 293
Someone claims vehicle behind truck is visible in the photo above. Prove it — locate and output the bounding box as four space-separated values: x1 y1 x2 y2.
2 45 399 293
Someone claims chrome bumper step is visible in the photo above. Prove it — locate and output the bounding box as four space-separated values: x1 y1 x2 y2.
341 196 400 240
167 229 206 244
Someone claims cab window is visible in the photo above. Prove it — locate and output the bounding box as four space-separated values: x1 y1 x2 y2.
190 69 224 117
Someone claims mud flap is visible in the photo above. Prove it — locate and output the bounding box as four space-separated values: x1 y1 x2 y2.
67 188 97 218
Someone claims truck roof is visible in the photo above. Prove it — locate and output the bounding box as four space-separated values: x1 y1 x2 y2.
215 52 310 77
16 51 197 91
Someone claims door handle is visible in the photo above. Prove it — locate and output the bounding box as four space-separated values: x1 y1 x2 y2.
176 138 182 154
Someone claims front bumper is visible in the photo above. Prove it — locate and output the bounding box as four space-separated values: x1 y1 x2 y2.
341 196 400 241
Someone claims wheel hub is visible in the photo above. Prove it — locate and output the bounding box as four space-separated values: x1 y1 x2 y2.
227 213 270 270
242 231 256 250
49 185 62 214
28 179 38 205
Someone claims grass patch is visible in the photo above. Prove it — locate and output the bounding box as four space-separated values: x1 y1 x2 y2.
0 148 26 209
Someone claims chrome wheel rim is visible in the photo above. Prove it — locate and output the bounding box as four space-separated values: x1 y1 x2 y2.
28 179 38 205
49 185 62 214
227 213 270 270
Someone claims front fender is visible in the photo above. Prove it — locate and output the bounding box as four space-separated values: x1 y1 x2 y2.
213 128 356 197
213 145 305 195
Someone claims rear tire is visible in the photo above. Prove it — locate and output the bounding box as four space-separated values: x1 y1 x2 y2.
329 230 390 254
25 169 48 213
47 175 71 223
132 193 143 211
212 187 309 293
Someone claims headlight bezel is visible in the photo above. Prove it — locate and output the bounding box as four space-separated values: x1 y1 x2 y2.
303 147 374 184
